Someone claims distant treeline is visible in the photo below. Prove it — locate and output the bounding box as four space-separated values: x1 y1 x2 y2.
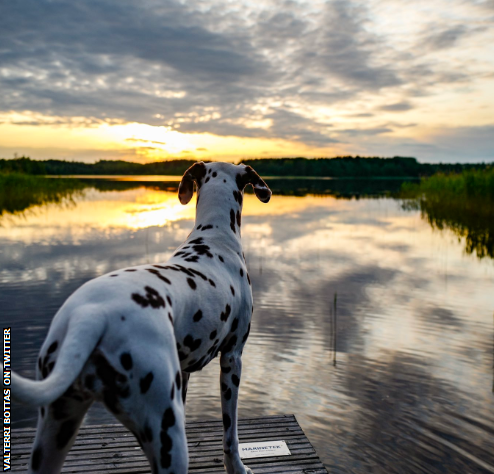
0 156 490 177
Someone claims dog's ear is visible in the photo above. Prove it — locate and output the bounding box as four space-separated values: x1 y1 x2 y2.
178 162 207 204
237 165 272 203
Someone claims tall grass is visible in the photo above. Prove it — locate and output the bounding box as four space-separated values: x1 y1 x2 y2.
400 167 494 259
0 172 85 216
401 167 494 201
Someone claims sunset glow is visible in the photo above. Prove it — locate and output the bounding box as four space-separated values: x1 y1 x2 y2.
1 0 493 163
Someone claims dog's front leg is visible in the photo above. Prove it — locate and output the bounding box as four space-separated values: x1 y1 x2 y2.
220 353 253 474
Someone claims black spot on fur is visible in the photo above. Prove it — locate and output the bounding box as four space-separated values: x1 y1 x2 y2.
140 372 154 394
192 244 213 258
201 224 213 231
197 224 202 229
218 255 224 262
240 268 244 277
220 304 231 322
144 423 154 443
94 354 129 414
232 374 240 387
146 268 172 285
188 268 207 280
84 374 95 390
236 210 241 228
221 382 228 392
132 286 165 309
230 209 236 233
213 171 217 177
221 335 238 354
223 413 232 430
231 318 239 332
209 279 216 287
176 265 194 277
186 356 207 372
110 274 118 277
221 365 231 374
247 273 251 285
170 384 175 400
46 361 55 376
31 446 43 471
47 341 58 354
168 313 173 324
184 335 202 351
187 278 196 290
205 176 210 183
230 285 235 296
225 387 232 400
162 408 176 429
193 310 203 322
125 268 137 272
51 397 69 420
242 323 251 343
178 350 187 361
210 330 217 340
185 255 199 262
120 353 133 371
161 452 172 469
189 237 204 245
167 296 172 306
175 371 181 390
56 419 78 449
236 172 244 190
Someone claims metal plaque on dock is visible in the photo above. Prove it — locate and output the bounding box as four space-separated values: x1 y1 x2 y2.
239 440 291 459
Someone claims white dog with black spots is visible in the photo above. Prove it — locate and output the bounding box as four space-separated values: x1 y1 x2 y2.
11 161 272 474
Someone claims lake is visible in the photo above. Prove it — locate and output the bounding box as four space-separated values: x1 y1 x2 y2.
2 177 493 473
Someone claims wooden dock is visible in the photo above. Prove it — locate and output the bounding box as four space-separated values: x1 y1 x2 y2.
12 414 328 473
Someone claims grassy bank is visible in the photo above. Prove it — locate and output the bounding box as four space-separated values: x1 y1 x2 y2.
401 167 494 201
400 167 494 259
0 173 85 216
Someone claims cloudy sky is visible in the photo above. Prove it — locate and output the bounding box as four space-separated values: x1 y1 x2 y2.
1 0 493 163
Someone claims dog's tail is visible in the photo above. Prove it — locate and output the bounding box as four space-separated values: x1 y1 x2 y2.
11 309 107 407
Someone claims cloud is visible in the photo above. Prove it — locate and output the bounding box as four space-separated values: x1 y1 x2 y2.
380 102 414 112
0 0 493 161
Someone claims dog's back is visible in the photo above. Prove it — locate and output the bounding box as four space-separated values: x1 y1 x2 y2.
12 161 271 474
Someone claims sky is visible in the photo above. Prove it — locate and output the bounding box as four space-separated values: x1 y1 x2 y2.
1 0 493 164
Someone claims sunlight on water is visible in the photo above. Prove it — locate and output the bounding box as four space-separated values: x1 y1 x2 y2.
2 181 493 473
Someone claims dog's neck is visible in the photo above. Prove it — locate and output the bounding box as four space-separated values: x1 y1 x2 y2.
191 185 244 249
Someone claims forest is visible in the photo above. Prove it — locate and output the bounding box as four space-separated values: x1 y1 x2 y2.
0 156 490 177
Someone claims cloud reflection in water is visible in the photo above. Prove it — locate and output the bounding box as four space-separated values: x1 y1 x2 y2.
2 184 493 473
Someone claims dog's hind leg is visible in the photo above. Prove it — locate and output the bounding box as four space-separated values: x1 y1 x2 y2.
28 387 92 474
102 351 189 474
126 399 188 474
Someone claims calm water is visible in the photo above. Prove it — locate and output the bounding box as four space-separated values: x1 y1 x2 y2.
2 178 493 473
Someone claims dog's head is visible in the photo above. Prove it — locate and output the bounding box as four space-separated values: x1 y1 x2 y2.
178 162 272 205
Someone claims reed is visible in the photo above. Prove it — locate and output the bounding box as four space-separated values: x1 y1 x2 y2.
400 167 494 259
401 167 494 200
0 172 85 216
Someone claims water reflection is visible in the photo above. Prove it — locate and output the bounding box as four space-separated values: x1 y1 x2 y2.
2 179 494 473
403 197 494 259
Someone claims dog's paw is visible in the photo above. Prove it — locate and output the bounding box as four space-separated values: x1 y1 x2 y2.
224 454 253 474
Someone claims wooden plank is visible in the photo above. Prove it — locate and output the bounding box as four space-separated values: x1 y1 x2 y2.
12 415 328 474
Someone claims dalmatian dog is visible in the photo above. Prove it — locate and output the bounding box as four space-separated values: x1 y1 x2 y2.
11 161 272 474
